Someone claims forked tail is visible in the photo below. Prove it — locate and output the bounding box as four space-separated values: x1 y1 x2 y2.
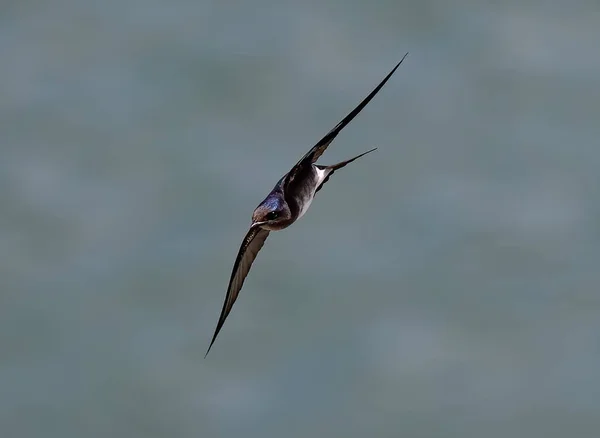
315 148 377 193
328 147 377 171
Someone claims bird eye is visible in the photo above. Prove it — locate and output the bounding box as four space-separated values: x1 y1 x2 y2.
266 211 279 220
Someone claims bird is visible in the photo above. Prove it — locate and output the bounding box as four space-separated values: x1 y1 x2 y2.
205 53 408 356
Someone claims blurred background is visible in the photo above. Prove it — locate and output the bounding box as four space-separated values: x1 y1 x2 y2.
2 0 599 437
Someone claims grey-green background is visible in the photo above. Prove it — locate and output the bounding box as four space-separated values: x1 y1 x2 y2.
2 1 599 437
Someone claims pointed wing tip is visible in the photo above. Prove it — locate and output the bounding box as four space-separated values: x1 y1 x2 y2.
204 226 270 358
370 52 409 92
205 316 227 358
204 335 217 358
392 52 409 72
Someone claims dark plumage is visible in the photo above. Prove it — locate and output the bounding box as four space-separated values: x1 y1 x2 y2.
206 53 408 356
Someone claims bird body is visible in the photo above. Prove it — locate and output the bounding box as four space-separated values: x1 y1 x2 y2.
206 53 408 356
293 165 328 220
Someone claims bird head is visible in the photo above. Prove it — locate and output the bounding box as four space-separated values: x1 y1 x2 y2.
252 195 292 230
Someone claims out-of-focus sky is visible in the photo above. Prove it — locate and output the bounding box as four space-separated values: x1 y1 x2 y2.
2 1 599 437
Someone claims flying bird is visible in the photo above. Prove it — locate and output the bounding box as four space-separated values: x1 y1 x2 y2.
206 53 408 356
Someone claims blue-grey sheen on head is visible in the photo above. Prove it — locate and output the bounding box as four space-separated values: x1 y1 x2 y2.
252 189 292 230
205 53 409 357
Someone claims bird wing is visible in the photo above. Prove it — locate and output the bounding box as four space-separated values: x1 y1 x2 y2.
205 225 270 356
285 53 408 189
